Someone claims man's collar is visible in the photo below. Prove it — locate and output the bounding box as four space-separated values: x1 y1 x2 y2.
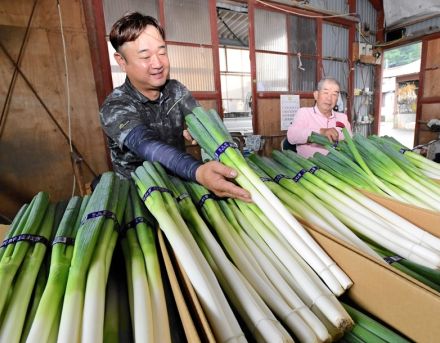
123 77 170 104
314 105 334 119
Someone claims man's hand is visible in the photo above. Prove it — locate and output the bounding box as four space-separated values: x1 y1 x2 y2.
183 129 197 145
320 127 339 143
195 161 252 202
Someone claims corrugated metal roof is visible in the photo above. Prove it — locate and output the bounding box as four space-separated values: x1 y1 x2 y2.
217 7 249 46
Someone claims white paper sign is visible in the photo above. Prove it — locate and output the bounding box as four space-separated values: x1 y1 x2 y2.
280 94 300 131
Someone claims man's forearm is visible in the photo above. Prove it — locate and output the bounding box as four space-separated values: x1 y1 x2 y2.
125 126 202 181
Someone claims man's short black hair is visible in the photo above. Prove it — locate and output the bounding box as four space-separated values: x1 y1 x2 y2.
109 12 165 52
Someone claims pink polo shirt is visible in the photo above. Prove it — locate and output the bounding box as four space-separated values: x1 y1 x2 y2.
286 106 352 158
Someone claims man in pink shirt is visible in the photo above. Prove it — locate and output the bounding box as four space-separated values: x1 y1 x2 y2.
286 77 352 158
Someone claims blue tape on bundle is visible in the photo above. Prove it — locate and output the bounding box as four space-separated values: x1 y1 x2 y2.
1 234 49 248
142 186 171 202
214 141 238 160
293 169 307 183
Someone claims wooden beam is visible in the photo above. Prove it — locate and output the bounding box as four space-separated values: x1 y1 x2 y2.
368 0 383 12
81 0 113 107
248 0 259 134
373 6 385 135
81 0 114 170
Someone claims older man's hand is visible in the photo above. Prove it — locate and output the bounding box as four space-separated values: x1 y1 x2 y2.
320 127 339 143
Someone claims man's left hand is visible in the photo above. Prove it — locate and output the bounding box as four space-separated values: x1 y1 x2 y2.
195 161 252 202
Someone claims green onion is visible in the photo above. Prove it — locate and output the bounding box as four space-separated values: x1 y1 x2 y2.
186 107 351 296
82 178 129 343
167 176 295 342
132 162 246 342
185 180 320 342
342 303 410 343
27 195 86 343
268 152 440 269
57 172 116 343
0 192 50 319
121 185 154 342
222 198 334 341
0 202 55 342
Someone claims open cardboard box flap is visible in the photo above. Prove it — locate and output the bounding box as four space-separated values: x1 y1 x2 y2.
300 218 440 343
0 225 8 241
359 189 440 238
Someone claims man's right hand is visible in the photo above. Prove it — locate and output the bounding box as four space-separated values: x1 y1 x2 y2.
195 161 252 202
320 127 339 142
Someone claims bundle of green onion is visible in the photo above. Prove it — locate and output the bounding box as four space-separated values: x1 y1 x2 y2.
245 147 440 292
341 302 410 343
26 195 87 343
0 193 53 342
185 107 352 297
309 130 440 211
132 162 354 341
132 161 247 342
57 172 128 343
120 183 170 343
372 135 440 179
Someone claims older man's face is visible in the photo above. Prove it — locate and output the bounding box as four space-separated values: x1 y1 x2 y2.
314 81 340 114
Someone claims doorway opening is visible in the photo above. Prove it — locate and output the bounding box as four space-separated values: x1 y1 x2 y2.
380 42 421 148
217 2 252 135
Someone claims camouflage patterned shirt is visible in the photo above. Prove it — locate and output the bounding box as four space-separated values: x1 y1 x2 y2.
100 78 200 179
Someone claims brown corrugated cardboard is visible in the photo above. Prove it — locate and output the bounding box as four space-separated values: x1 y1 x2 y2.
304 221 440 343
359 190 440 238
0 225 8 241
158 229 215 343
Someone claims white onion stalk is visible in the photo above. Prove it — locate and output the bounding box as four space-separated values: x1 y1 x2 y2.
133 164 246 343
82 179 129 343
186 109 351 294
232 198 353 332
173 186 294 342
185 182 318 342
58 172 115 343
222 199 332 342
325 205 440 269
130 184 170 342
121 190 154 343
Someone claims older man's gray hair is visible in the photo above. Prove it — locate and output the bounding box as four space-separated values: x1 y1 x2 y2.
316 77 341 91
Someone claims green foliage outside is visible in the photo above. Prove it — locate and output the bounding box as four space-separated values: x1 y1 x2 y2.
384 42 421 68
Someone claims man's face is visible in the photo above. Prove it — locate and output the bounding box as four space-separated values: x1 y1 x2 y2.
313 81 340 114
115 25 170 98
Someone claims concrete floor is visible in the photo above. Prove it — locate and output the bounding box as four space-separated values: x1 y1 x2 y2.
379 121 415 148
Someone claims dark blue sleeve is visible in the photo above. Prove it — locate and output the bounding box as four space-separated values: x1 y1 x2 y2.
125 125 202 181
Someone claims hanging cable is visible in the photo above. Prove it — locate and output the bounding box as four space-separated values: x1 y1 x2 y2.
57 0 76 197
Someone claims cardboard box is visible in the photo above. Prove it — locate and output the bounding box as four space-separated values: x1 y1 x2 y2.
158 230 215 343
359 190 440 238
0 224 8 241
303 221 440 343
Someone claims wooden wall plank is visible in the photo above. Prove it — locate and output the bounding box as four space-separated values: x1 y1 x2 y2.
420 103 440 123
426 38 440 68
416 37 440 146
0 0 108 219
258 98 280 137
418 103 440 145
0 1 34 27
423 69 440 98
256 97 315 155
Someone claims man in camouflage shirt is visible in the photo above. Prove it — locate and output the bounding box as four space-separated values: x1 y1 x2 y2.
100 12 250 201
